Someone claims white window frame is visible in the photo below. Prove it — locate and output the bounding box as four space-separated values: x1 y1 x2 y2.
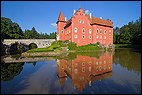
96 35 98 39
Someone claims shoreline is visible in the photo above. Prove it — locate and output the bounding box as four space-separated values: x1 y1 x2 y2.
21 50 105 57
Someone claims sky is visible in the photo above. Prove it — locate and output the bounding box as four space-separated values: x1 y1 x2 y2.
1 1 141 34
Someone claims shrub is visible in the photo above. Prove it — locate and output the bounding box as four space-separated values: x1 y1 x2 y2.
68 42 77 50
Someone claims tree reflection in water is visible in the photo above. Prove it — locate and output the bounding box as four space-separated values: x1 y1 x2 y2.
57 52 113 91
113 49 141 75
1 61 25 81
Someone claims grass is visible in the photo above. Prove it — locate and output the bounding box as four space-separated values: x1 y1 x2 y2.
27 48 53 53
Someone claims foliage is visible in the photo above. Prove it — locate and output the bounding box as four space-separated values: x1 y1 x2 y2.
1 17 24 40
10 42 23 54
1 62 24 81
1 17 56 39
68 42 77 50
113 17 141 44
113 49 141 75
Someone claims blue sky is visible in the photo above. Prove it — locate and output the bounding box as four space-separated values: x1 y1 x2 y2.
1 1 141 34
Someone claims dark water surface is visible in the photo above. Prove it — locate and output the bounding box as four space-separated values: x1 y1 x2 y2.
1 49 141 94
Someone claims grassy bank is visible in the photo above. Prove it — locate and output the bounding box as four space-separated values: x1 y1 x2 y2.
26 41 104 53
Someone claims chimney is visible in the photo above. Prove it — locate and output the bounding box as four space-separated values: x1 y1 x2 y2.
65 17 66 21
74 10 76 14
90 13 92 19
100 17 102 19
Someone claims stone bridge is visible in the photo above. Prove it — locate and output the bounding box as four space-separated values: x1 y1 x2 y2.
3 39 56 48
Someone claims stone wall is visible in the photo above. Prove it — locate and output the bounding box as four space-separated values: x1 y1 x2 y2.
3 39 55 48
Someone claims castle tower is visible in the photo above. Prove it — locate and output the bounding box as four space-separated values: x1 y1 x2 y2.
56 11 66 41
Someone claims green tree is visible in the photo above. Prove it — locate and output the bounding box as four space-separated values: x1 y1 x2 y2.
1 17 24 39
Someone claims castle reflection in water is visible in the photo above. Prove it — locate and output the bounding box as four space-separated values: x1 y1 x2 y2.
57 52 113 91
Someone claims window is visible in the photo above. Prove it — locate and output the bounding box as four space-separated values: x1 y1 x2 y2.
100 36 102 39
82 35 85 39
104 36 106 39
89 35 92 39
96 29 98 34
79 20 81 23
96 35 99 39
74 27 77 33
89 29 92 34
74 69 78 74
82 28 85 33
82 62 85 66
104 30 106 34
61 30 63 33
82 20 84 24
82 67 85 72
74 35 78 38
109 30 111 34
96 61 98 65
100 29 102 34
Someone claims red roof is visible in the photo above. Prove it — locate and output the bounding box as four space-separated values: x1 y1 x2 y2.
86 15 113 27
57 11 66 23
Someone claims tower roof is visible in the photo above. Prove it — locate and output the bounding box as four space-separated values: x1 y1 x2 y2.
57 11 66 23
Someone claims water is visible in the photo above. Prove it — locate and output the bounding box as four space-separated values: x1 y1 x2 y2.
1 49 141 94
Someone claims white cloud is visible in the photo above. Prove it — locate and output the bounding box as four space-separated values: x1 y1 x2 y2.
85 10 93 15
50 23 57 28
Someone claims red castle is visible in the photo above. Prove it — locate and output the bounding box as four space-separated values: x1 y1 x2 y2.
56 7 113 47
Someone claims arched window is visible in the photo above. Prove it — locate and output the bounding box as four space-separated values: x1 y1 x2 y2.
89 35 92 39
96 29 98 34
82 28 85 33
82 35 85 39
100 29 102 34
89 29 92 34
74 27 78 33
104 30 106 34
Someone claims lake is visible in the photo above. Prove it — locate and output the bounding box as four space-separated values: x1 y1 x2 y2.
1 49 141 94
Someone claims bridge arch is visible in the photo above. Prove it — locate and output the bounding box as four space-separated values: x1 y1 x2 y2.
29 43 38 49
